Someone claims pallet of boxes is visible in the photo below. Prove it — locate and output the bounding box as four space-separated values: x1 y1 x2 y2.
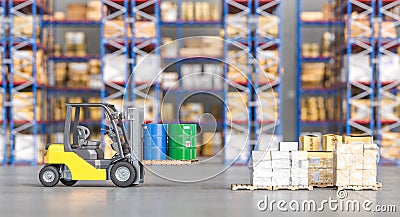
231 141 312 191
302 134 335 188
334 135 382 191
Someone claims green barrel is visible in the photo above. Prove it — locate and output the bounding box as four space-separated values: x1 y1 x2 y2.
167 124 197 160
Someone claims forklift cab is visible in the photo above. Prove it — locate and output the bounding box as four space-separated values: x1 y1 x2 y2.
64 103 130 161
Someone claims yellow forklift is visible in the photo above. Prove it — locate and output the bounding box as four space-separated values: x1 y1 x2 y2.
39 103 145 187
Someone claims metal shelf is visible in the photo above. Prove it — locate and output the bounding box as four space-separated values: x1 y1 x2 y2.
296 0 344 138
253 0 282 153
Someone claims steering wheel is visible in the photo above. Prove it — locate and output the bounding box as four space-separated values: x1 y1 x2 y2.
77 126 90 140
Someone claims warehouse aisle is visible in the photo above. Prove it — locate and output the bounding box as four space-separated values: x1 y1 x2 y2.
0 165 398 216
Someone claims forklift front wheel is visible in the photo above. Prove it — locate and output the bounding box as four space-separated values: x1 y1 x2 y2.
110 161 137 187
39 165 60 187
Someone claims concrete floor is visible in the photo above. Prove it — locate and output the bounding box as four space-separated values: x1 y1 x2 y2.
0 164 399 217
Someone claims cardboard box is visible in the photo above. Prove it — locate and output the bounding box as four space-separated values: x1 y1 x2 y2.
292 160 308 168
67 4 86 21
300 135 319 151
322 134 342 151
279 142 298 151
308 151 333 168
253 161 272 169
291 176 308 186
271 151 290 160
308 168 334 185
335 153 352 169
335 169 350 186
290 168 308 177
272 159 291 168
272 168 291 186
252 177 273 186
350 169 363 186
363 150 378 169
252 168 273 178
344 135 373 144
362 169 377 186
291 151 308 160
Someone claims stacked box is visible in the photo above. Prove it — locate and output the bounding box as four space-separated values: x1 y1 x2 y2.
12 50 47 84
201 132 222 157
226 92 248 122
256 92 279 123
308 151 334 185
251 151 273 186
334 142 378 186
271 151 291 186
65 32 86 57
86 1 101 20
180 103 203 122
322 134 342 151
67 4 86 20
67 63 89 88
291 150 308 186
300 135 320 151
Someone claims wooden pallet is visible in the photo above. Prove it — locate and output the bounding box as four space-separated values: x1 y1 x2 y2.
231 184 273 191
231 184 312 191
310 183 334 188
337 182 382 191
273 185 313 191
142 159 198 165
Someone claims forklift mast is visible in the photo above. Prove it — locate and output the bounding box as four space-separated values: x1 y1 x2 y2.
127 107 145 184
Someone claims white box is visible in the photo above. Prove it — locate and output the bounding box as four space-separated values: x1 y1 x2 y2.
290 168 308 177
291 176 308 186
252 160 272 169
271 151 290 160
273 168 290 177
279 142 299 151
252 168 273 178
292 160 308 168
272 176 290 186
291 151 308 160
252 150 271 162
252 177 273 186
272 159 291 168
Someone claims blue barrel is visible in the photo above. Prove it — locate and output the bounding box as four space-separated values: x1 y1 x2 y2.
143 124 167 160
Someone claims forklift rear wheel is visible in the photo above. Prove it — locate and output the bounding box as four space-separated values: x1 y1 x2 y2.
39 165 60 187
60 179 78 186
110 161 137 187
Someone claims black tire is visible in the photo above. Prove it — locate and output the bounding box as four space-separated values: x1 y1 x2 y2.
60 179 78 186
39 165 60 187
110 161 137 187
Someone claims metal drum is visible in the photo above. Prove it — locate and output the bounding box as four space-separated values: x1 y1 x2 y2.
143 124 167 160
167 124 197 160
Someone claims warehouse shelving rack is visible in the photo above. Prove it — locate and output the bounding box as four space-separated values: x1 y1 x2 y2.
8 0 50 165
158 1 227 159
344 0 376 136
131 0 161 123
101 0 131 106
0 0 7 165
253 0 283 150
296 0 345 138
376 0 400 164
223 0 252 164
